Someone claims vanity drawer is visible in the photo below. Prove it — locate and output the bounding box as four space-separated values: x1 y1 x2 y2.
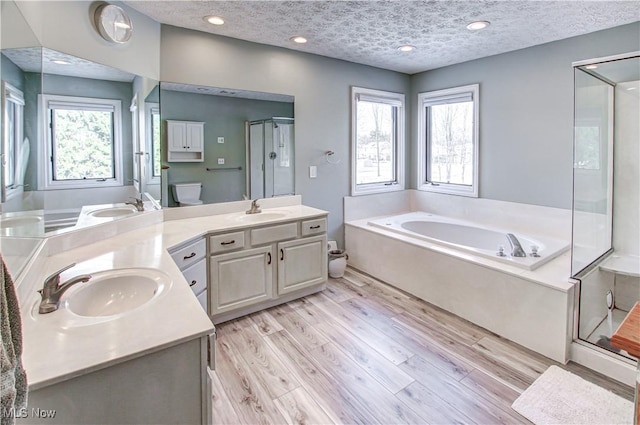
251 223 298 246
183 258 207 295
209 231 245 254
301 218 327 236
170 238 206 270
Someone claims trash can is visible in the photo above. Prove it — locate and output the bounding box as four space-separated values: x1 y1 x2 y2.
328 249 348 278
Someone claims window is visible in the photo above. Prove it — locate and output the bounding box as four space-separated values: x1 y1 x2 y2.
351 87 405 195
40 94 123 189
2 81 25 200
145 102 161 184
418 84 479 197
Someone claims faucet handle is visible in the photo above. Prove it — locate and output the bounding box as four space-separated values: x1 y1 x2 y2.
43 263 76 288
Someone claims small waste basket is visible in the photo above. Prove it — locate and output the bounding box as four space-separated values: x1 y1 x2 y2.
328 249 348 278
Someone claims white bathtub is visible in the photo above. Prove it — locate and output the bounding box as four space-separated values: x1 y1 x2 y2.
368 212 569 270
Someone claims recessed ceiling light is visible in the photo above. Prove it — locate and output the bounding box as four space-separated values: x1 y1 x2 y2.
585 64 598 70
290 36 307 44
52 59 70 65
204 15 224 26
398 45 416 52
466 21 490 31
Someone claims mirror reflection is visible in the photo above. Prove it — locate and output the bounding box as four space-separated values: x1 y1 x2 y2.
0 47 159 236
159 82 294 207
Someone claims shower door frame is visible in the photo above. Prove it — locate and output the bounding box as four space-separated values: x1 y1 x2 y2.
570 51 640 366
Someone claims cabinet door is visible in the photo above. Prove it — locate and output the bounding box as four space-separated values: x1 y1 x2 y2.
167 121 187 151
277 235 327 296
210 246 273 315
187 122 204 152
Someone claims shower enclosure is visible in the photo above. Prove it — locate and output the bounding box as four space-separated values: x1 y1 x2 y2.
572 52 639 365
246 117 294 199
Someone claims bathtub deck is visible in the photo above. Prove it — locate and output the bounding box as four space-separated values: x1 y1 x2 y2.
211 268 633 424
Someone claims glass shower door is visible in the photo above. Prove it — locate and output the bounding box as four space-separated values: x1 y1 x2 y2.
571 69 614 276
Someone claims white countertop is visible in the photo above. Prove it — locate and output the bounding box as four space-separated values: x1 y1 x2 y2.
17 202 328 390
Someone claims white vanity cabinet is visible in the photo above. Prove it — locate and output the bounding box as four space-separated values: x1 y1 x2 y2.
170 237 208 312
167 120 205 162
208 216 327 323
209 246 273 314
277 235 326 295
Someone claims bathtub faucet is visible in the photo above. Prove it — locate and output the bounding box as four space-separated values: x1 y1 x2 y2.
506 233 527 257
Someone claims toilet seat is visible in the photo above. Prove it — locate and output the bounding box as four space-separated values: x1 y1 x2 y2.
180 200 203 206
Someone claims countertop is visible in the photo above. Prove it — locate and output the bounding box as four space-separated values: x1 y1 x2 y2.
17 202 328 390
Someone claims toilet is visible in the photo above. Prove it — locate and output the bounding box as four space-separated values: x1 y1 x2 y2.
172 182 203 206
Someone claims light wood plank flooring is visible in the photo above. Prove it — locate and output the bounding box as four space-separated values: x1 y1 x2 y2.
212 267 633 424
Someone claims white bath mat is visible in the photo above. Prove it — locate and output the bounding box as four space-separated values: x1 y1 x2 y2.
511 365 633 425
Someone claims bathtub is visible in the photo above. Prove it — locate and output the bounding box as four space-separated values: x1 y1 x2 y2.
368 212 569 271
346 209 575 362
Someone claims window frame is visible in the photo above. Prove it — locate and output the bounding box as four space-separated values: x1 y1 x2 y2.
417 84 479 197
2 81 25 201
38 94 123 190
351 86 405 196
145 102 161 185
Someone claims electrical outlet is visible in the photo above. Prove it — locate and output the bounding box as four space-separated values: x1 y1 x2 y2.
217 158 225 165
309 166 317 178
217 137 224 144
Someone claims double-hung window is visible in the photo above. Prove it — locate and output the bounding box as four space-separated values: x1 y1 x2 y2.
2 81 25 201
418 84 479 197
40 94 123 189
351 87 405 195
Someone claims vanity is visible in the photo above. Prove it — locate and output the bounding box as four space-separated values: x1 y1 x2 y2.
11 196 327 425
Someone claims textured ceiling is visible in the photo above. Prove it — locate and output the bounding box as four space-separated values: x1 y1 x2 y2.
125 1 640 74
2 47 136 82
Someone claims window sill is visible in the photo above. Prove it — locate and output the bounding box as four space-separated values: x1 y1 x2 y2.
417 183 478 198
41 180 124 191
352 183 405 197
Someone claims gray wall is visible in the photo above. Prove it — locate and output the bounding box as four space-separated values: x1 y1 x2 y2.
160 25 411 244
410 22 640 209
160 89 293 205
1 53 25 90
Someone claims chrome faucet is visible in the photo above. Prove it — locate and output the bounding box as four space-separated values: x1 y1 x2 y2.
38 263 92 314
506 233 527 258
246 199 262 214
126 197 145 211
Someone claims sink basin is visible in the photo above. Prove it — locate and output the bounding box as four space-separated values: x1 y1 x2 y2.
64 269 169 317
236 212 288 222
0 215 43 228
88 206 137 218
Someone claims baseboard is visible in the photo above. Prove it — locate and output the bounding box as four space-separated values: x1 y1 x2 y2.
570 341 636 387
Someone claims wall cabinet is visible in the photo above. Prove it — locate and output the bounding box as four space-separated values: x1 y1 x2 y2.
167 120 205 162
208 216 327 323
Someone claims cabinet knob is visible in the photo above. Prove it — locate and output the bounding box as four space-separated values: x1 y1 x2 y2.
183 252 196 260
190 280 197 287
267 252 272 265
280 249 284 261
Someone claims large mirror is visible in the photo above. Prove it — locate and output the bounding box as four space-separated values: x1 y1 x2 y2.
159 82 294 207
1 45 159 236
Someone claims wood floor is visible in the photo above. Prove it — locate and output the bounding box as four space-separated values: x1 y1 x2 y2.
211 267 633 425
